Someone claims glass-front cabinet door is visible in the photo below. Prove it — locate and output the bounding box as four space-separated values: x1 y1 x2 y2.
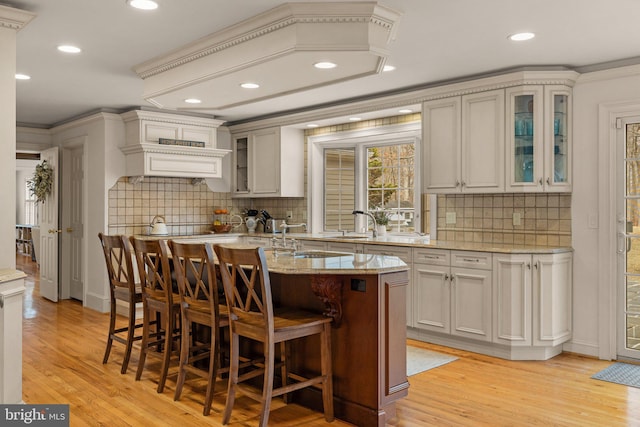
544 85 572 192
233 135 249 194
506 86 544 192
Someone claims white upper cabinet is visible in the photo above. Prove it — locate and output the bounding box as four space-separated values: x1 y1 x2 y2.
422 71 576 194
422 97 461 193
423 89 504 193
232 126 304 198
506 85 572 192
461 90 505 193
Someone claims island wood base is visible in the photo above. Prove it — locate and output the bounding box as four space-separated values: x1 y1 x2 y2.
270 269 409 427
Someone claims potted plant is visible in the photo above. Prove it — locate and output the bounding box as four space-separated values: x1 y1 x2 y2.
372 210 389 235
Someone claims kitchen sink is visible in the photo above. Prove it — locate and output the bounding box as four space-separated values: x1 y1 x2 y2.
294 250 351 259
333 235 370 239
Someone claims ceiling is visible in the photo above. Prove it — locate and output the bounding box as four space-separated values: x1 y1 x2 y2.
8 0 640 129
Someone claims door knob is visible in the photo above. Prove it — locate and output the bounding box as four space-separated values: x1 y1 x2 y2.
66 228 73 233
48 229 62 234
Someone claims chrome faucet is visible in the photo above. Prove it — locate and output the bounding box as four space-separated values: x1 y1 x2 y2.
279 221 307 247
352 210 377 237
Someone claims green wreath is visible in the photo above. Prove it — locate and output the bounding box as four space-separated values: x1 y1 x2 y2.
28 160 54 203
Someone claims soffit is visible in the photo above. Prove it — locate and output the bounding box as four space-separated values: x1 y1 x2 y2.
133 2 401 114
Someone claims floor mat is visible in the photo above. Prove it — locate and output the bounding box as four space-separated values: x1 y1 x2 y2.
592 362 640 388
407 346 457 376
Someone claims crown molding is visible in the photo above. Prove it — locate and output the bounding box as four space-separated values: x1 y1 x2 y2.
134 2 401 79
227 69 580 133
120 110 225 128
0 4 36 31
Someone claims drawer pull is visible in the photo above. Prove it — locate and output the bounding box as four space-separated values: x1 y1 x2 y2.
462 258 480 262
423 255 440 259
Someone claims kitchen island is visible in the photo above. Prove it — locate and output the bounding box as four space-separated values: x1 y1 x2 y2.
262 250 409 427
171 241 410 427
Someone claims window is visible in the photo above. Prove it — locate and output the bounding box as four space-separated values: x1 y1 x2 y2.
309 122 422 235
25 177 37 225
367 144 415 232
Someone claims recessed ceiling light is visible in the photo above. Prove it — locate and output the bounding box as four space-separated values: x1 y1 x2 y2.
184 98 201 104
398 109 413 114
240 82 260 89
349 117 362 122
509 32 535 41
307 124 319 128
314 62 336 69
127 0 158 10
383 65 396 72
15 74 31 80
57 45 81 53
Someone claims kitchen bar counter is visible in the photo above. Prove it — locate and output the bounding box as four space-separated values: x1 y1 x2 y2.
136 232 572 254
148 237 410 426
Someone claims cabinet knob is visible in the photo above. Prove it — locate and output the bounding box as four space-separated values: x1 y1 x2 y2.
444 274 449 281
461 181 466 187
527 262 531 269
546 177 551 185
538 178 543 186
534 261 539 269
455 180 460 187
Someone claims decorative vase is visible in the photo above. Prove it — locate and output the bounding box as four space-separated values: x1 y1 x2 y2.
376 224 387 236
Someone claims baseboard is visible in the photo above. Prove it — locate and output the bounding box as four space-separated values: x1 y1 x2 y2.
84 291 109 313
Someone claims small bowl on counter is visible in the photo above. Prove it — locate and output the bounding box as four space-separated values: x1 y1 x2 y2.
212 224 234 233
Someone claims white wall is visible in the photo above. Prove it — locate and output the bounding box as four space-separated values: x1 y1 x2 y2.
0 25 17 269
567 65 640 358
49 113 125 313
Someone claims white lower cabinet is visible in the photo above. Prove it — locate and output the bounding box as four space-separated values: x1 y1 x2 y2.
493 252 572 358
414 249 492 342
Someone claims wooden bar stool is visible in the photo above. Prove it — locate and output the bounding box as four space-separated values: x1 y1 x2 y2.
170 240 229 416
130 237 182 393
97 233 144 374
214 244 334 427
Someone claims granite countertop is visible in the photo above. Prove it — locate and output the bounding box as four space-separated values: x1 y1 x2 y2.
263 249 408 275
134 232 572 254
268 233 573 254
198 243 408 275
0 268 27 284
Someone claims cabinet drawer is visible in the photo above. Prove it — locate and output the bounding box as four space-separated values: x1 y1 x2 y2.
451 251 492 270
364 244 412 263
413 248 450 266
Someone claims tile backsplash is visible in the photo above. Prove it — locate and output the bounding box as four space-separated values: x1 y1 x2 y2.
436 193 571 246
107 177 307 236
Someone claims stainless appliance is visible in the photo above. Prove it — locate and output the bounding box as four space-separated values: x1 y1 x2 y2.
264 218 283 234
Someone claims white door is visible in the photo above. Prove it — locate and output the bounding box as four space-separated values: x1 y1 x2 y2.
39 147 60 302
617 116 640 359
67 146 84 300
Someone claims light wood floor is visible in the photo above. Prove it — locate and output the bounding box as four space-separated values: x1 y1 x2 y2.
18 254 640 426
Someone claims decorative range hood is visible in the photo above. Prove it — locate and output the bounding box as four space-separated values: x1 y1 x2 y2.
119 110 230 179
